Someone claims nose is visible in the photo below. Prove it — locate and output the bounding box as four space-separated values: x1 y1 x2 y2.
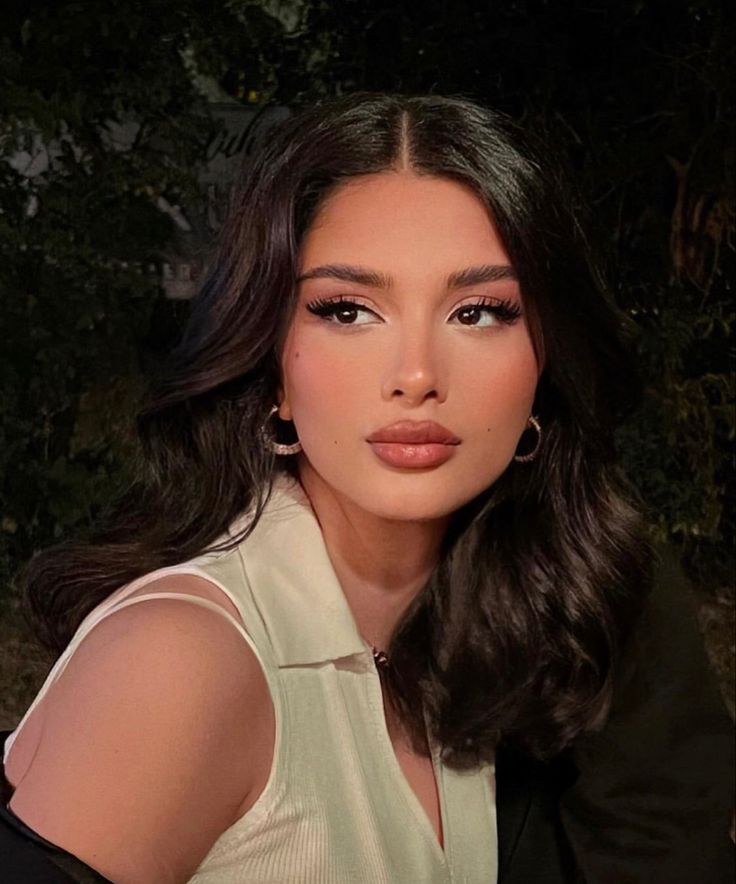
380 325 447 406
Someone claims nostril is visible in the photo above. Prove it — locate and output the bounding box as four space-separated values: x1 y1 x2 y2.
391 388 440 402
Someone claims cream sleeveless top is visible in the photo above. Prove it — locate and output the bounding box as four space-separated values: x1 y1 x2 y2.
4 474 498 884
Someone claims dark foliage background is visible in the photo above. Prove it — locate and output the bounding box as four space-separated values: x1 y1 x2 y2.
1 0 733 721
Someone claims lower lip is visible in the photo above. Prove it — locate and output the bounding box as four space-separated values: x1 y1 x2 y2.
368 442 458 468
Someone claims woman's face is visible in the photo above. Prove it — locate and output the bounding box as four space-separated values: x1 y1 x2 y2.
279 171 539 522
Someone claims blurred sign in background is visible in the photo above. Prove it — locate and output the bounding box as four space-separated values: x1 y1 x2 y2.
158 104 290 299
6 102 290 299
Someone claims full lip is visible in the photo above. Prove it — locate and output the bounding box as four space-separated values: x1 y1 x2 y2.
366 420 461 445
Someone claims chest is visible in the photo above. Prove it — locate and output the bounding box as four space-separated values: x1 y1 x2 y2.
278 662 485 869
192 658 498 884
381 686 444 847
389 727 444 847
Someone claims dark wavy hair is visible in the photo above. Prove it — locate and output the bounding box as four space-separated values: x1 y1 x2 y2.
25 92 653 766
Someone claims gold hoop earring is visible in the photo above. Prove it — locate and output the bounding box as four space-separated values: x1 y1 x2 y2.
261 404 302 456
514 415 542 463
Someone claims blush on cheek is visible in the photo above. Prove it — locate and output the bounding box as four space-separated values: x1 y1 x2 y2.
499 340 537 386
468 362 538 442
287 344 360 428
464 352 536 402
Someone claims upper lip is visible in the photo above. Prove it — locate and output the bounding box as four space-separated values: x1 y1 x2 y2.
366 420 461 445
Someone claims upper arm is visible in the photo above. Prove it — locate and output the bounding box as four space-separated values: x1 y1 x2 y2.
8 596 274 884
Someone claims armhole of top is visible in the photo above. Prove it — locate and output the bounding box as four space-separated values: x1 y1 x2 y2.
3 569 283 788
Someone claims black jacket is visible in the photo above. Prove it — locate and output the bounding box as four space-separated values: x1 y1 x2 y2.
497 549 734 884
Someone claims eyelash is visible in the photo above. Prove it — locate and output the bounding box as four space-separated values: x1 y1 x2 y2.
305 296 522 326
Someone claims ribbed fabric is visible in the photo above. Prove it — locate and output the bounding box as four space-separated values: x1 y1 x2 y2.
4 474 498 884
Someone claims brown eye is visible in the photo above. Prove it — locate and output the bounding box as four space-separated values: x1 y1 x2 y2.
449 299 522 327
456 306 483 325
335 306 359 324
306 298 381 325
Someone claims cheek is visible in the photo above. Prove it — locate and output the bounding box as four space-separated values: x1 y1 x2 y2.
457 336 539 443
282 333 369 430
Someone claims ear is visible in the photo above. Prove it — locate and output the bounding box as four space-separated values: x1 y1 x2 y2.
276 386 293 421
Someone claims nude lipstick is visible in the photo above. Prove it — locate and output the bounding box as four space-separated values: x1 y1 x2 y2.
366 420 461 469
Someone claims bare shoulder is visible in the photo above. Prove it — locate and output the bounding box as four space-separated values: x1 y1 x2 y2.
8 580 275 883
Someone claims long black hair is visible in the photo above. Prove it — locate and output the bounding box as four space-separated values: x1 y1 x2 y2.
25 93 653 765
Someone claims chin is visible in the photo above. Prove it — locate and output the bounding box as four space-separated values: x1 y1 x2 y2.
351 473 489 523
301 453 505 523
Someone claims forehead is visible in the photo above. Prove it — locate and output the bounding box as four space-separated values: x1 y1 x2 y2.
299 171 511 278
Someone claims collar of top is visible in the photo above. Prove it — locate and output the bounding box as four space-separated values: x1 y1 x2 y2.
232 472 372 668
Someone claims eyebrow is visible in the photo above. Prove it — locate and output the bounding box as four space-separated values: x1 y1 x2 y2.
296 262 517 288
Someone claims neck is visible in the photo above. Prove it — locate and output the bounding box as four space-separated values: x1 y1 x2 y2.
297 462 448 652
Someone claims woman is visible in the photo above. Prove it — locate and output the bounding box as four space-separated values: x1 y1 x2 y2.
1 93 732 883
